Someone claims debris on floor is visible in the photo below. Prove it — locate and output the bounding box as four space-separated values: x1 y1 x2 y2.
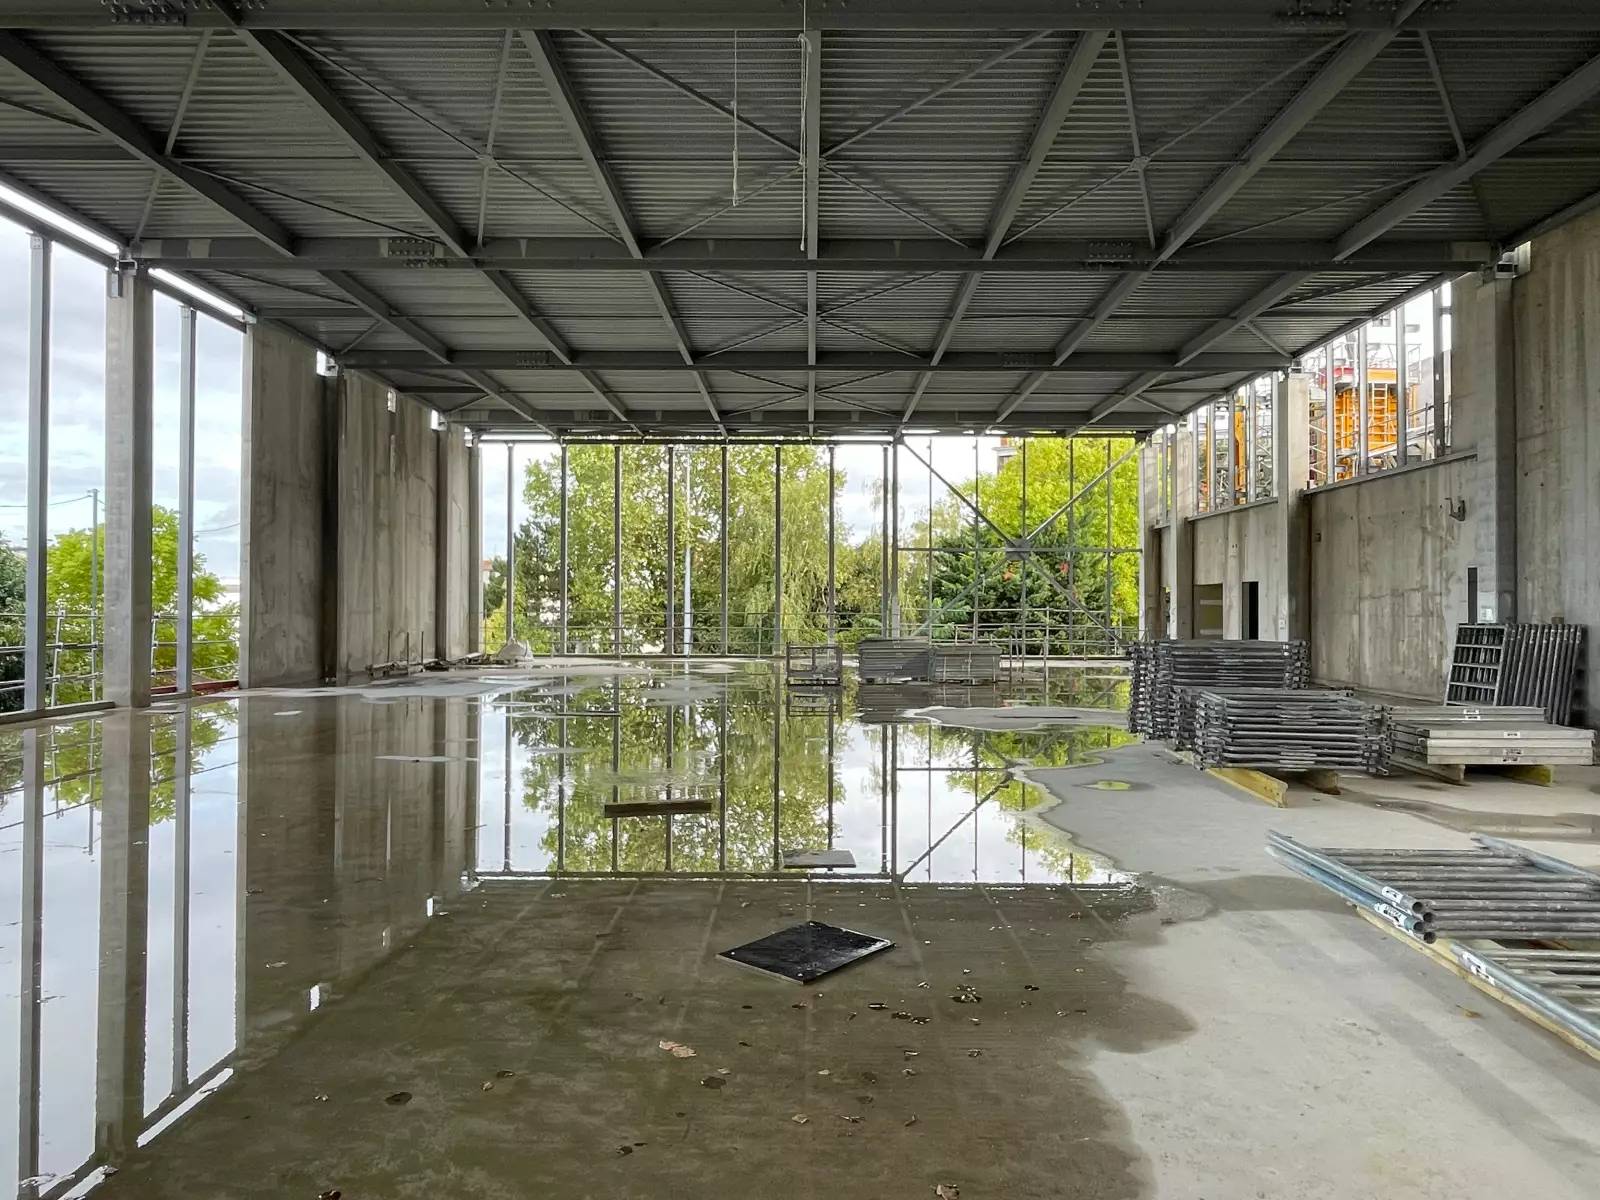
719 920 894 984
781 848 857 869
658 1040 697 1058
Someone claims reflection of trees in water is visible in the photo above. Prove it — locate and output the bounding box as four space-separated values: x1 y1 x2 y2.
510 673 840 871
0 704 235 824
505 670 1135 879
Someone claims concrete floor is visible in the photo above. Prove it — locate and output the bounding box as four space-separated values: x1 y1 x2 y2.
6 663 1600 1198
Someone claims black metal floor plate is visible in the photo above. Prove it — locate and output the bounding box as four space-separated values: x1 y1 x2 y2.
719 920 894 984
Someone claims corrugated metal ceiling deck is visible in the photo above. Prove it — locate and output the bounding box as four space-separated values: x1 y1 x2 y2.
1 6 1597 438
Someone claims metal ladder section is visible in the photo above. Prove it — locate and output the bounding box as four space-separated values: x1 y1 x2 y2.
1445 623 1506 705
1271 831 1600 1054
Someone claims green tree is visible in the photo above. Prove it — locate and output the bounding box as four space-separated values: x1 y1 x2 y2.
46 504 239 703
1 535 23 712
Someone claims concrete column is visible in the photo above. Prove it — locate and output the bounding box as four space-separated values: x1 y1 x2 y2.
103 268 154 708
436 428 455 663
1453 271 1517 623
1165 429 1197 638
467 439 482 654
1273 370 1312 641
240 324 327 688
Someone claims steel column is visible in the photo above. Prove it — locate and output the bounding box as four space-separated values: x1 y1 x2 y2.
665 445 676 655
1357 325 1369 475
773 445 782 656
1396 305 1409 467
503 443 516 645
558 444 568 653
16 732 43 1198
23 235 49 712
1434 286 1448 453
612 445 621 653
176 306 196 692
720 444 729 654
827 444 837 639
889 442 901 635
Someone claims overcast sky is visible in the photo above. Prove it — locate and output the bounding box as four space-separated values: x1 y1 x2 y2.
0 214 243 589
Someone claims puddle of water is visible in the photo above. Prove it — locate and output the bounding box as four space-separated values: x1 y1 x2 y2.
477 662 1136 886
1086 780 1134 791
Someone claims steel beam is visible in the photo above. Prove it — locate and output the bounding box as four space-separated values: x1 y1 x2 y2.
803 25 822 422
903 29 1109 426
4 1 1589 32
1336 49 1600 259
127 235 1488 274
0 32 293 252
22 235 47 712
522 30 723 430
340 349 1285 373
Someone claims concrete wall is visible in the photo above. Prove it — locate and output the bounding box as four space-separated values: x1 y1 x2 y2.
1512 207 1600 712
1190 503 1281 639
240 324 327 688
335 372 439 679
1306 460 1473 699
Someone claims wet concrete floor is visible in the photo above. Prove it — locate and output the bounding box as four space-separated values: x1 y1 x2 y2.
3 660 1600 1197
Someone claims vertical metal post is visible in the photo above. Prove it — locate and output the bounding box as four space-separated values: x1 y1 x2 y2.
1020 438 1029 655
1244 385 1256 502
89 487 98 698
1433 286 1447 455
665 445 676 655
720 444 729 654
1225 392 1237 505
971 437 979 642
889 441 900 635
558 445 568 653
1104 437 1113 648
1356 324 1369 475
503 443 515 645
176 306 196 692
23 235 49 713
612 445 622 653
1396 303 1409 468
925 438 933 637
772 445 782 655
879 444 889 633
827 444 836 639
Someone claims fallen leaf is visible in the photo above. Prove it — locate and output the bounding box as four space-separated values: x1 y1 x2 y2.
1459 1007 1483 1019
905 1115 919 1127
716 1068 732 1076
792 1114 810 1125
616 1146 634 1157
701 1076 726 1089
319 1191 341 1200
935 1185 960 1199
480 1081 494 1092
867 1002 888 1011
903 1068 919 1077
496 1070 515 1078
840 1114 862 1123
1024 984 1040 992
817 1069 831 1076
659 1040 697 1059
966 1049 982 1058
384 1092 412 1106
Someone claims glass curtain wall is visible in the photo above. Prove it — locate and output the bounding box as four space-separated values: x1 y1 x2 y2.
1 209 244 717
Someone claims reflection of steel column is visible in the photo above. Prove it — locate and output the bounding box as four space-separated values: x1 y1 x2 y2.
172 709 191 1092
177 307 196 692
17 731 44 1197
610 676 620 871
23 236 49 713
95 711 151 1162
502 697 511 873
718 691 728 871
